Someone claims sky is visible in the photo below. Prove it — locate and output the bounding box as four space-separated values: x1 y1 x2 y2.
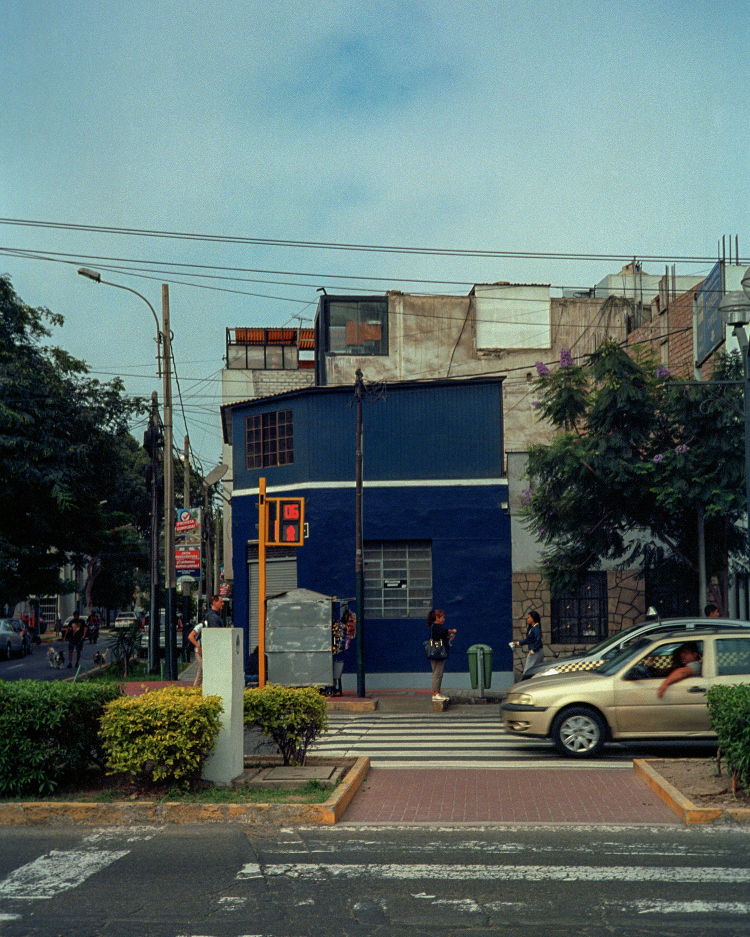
2 0 749 471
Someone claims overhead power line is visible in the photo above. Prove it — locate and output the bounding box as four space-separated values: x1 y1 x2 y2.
0 217 738 265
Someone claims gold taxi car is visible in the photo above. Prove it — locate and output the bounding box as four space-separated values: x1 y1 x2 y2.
501 628 750 757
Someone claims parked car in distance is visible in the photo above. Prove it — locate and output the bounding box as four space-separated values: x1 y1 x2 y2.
502 627 750 757
114 611 141 630
521 614 750 680
137 611 184 657
0 618 32 659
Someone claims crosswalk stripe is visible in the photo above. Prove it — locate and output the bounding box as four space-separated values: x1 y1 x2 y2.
311 710 634 768
0 849 130 900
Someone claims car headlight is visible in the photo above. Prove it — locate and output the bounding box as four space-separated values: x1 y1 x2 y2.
508 693 534 706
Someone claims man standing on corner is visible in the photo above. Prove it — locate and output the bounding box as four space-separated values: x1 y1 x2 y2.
188 594 225 688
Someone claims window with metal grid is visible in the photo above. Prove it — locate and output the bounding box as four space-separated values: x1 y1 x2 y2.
551 571 608 644
364 541 432 619
245 410 294 469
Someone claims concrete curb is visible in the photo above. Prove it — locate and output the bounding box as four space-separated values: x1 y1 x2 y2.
0 757 370 828
633 759 750 825
326 697 378 712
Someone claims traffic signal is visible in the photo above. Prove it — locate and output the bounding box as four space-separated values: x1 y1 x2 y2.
265 497 305 546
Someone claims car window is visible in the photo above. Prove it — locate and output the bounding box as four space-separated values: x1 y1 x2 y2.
715 638 750 676
632 640 703 679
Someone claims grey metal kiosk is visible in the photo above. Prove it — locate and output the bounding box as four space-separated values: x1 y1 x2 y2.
265 588 336 687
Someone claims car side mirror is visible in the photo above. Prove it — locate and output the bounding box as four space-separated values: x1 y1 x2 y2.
624 663 650 681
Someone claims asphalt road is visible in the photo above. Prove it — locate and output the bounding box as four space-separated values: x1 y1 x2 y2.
0 633 116 682
0 823 748 936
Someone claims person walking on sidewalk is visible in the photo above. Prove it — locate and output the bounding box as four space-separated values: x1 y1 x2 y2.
513 610 543 674
63 612 87 669
427 608 455 701
188 595 225 688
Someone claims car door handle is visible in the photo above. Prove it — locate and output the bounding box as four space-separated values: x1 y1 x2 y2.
687 686 707 694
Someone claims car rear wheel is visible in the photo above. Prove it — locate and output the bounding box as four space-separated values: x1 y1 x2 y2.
3 641 11 661
551 706 606 758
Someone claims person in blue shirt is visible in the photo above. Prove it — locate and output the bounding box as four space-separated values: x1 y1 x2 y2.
513 610 543 674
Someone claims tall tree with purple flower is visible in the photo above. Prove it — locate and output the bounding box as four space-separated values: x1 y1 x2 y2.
523 338 745 602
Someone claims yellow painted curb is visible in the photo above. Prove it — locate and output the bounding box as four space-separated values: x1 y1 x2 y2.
633 760 725 825
0 757 370 827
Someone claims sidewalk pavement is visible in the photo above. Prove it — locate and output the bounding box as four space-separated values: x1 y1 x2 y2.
114 677 681 825
322 687 681 825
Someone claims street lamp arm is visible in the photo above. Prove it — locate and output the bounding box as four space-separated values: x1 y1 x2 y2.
77 267 162 368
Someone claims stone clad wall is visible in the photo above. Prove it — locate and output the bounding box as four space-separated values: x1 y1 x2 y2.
510 570 645 679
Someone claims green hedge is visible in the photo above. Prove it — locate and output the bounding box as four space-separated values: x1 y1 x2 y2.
0 680 123 796
707 684 750 793
100 686 223 786
244 685 328 766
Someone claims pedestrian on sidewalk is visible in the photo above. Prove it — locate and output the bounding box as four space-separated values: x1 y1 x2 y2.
513 610 544 674
63 612 87 669
188 595 225 688
427 608 455 701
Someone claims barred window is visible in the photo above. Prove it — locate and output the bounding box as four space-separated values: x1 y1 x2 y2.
551 572 608 644
246 410 293 469
364 541 432 619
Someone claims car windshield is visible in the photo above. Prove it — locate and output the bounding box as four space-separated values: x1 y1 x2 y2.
571 619 658 659
595 637 654 675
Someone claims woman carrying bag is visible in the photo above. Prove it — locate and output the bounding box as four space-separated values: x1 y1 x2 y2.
425 608 456 701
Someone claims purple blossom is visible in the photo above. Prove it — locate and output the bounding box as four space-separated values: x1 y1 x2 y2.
559 348 573 368
520 489 532 506
535 361 551 376
675 444 689 455
538 526 547 536
653 453 664 464
656 365 670 379
531 400 540 408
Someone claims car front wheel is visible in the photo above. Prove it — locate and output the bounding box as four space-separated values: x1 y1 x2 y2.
551 706 606 758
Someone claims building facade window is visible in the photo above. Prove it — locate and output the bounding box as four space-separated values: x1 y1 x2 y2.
551 572 608 644
364 541 432 618
324 298 388 356
245 410 293 469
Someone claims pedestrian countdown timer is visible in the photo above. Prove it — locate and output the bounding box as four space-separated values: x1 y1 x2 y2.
265 497 305 546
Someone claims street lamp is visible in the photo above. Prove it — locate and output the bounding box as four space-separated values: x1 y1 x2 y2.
719 274 750 601
77 267 178 679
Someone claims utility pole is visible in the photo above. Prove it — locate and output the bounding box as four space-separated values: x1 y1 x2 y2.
354 369 365 697
147 392 160 674
162 285 177 680
184 436 190 509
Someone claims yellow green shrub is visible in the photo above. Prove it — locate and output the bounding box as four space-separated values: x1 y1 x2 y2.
244 684 328 766
100 687 223 785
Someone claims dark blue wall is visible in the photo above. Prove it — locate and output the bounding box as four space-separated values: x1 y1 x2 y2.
232 484 513 676
232 378 505 489
229 377 513 679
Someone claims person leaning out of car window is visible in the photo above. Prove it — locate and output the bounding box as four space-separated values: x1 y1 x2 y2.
657 641 702 698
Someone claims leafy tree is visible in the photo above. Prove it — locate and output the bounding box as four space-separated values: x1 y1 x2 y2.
0 275 148 606
523 339 745 599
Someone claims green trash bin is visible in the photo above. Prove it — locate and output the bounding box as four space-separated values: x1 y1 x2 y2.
467 643 493 689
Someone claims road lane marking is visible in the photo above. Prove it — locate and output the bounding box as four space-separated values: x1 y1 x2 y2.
0 849 129 899
239 863 750 884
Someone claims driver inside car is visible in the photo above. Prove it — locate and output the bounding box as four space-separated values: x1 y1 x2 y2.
657 641 702 698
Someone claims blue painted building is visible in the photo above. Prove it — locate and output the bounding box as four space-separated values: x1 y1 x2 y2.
222 375 513 690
